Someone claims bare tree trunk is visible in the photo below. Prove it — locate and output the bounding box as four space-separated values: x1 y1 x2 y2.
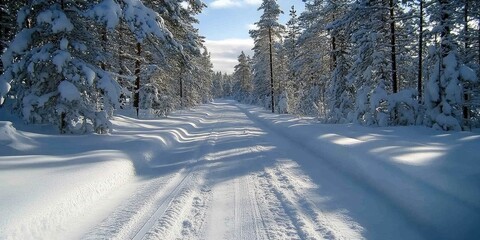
134 42 141 117
60 0 66 132
180 62 184 108
463 0 470 122
440 0 450 57
418 0 423 101
332 36 337 71
390 0 398 93
269 27 275 113
101 26 107 70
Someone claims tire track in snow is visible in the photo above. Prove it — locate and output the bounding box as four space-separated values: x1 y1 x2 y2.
141 172 210 240
132 170 196 240
261 163 363 240
82 172 180 240
234 175 268 240
254 170 301 239
141 130 218 239
132 130 216 240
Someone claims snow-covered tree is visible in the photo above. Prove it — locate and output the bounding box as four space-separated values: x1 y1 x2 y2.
0 1 120 133
294 0 330 117
323 0 354 123
0 0 186 133
283 5 301 114
424 0 478 130
232 51 253 102
0 2 23 75
249 0 284 111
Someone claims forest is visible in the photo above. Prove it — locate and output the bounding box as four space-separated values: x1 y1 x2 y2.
1 1 480 239
1 0 479 133
1 0 214 134
218 0 480 131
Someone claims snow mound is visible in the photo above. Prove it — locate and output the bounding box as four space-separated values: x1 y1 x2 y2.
0 121 36 151
0 121 16 141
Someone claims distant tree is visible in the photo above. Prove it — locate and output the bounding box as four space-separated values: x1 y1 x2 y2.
232 52 253 102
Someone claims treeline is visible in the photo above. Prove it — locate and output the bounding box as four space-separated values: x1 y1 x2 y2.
230 0 480 130
0 0 214 133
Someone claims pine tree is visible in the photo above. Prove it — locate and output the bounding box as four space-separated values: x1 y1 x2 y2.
284 5 301 114
323 0 354 123
0 0 188 132
249 0 284 112
295 0 331 117
425 0 478 130
232 51 253 102
0 2 23 76
0 1 121 133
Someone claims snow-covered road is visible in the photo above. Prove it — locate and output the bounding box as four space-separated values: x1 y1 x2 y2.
1 100 480 239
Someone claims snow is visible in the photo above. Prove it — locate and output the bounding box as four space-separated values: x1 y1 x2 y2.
460 64 478 82
58 81 81 102
86 0 122 30
97 75 121 106
122 0 173 43
16 7 30 28
1 100 479 239
36 9 74 33
0 80 10 105
83 66 96 86
60 38 68 50
1 29 35 69
52 51 71 73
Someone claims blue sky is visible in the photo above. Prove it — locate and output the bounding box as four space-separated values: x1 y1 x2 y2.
196 0 305 73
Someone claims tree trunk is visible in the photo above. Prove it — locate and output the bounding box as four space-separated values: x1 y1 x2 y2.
418 0 423 101
101 26 107 70
134 42 141 117
180 63 184 108
463 0 470 122
332 36 337 71
440 0 450 57
390 0 398 93
269 27 275 113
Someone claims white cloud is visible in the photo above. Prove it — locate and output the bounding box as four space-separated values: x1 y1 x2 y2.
244 0 262 4
204 38 254 73
210 0 261 9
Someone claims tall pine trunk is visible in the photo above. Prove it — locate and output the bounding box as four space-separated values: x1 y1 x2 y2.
134 42 141 117
269 27 275 113
390 0 398 94
418 0 423 101
462 1 470 122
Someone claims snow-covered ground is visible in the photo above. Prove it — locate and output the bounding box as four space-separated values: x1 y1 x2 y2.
1 99 479 239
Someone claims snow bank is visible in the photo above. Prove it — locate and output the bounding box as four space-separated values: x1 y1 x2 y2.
0 119 155 239
0 153 135 239
0 107 191 239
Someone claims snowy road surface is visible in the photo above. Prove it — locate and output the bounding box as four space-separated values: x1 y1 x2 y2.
1 100 480 239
